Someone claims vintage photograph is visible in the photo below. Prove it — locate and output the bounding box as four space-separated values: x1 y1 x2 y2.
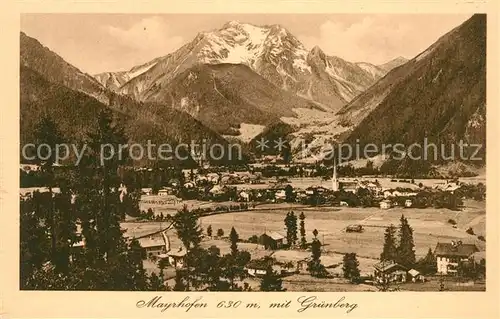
19 13 486 292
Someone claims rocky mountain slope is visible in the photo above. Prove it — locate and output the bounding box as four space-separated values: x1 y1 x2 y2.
377 56 409 73
139 63 322 134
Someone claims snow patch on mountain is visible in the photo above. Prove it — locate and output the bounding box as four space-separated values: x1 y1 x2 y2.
198 22 270 67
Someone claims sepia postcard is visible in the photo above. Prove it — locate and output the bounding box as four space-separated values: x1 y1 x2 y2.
0 0 499 318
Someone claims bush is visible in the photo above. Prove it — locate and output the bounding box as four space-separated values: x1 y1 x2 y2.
466 227 475 235
248 235 259 243
477 235 485 242
448 219 457 225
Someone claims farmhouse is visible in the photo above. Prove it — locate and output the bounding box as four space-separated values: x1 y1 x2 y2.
373 261 408 283
340 180 358 193
245 258 273 277
138 237 167 259
408 269 425 282
165 248 187 269
358 180 382 193
20 164 41 172
345 224 363 233
238 190 250 202
404 199 413 207
379 200 392 209
259 231 286 250
274 190 286 202
434 241 479 275
158 187 174 196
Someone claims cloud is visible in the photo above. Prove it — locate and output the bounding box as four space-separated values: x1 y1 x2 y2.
105 16 184 61
299 15 470 65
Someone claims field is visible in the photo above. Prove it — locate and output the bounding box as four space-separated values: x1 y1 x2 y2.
129 199 485 280
199 200 485 274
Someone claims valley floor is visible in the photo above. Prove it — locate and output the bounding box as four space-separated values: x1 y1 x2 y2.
133 199 485 292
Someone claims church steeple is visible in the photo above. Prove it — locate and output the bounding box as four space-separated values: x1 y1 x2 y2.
332 159 339 192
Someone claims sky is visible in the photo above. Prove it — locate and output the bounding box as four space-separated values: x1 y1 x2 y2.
21 14 472 74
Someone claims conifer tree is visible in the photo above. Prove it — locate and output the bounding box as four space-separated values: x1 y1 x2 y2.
260 265 285 291
172 205 203 290
342 253 361 283
284 212 293 246
308 237 327 278
380 224 398 262
396 215 416 267
290 212 298 246
299 212 306 248
229 227 239 256
417 248 437 275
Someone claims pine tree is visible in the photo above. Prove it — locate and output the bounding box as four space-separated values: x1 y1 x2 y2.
397 215 416 267
308 238 327 278
20 193 51 288
380 224 398 262
172 205 202 250
284 212 293 246
149 272 164 291
312 228 319 239
417 248 437 275
33 115 64 168
285 184 294 203
229 227 239 256
172 205 202 290
206 225 213 237
342 253 361 283
290 212 298 246
20 108 154 290
173 270 187 291
299 212 306 248
260 265 285 291
33 116 67 271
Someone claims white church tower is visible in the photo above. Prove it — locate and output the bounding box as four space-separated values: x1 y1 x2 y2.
332 160 339 192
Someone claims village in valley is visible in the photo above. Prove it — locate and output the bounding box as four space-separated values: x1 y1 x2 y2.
20 159 486 292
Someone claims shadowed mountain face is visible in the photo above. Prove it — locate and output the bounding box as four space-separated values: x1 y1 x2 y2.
140 63 322 134
338 14 486 163
20 34 247 166
20 65 244 166
20 32 109 105
376 56 409 73
94 21 395 114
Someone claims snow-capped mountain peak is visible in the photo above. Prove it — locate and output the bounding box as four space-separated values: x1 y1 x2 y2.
197 20 309 75
96 20 404 112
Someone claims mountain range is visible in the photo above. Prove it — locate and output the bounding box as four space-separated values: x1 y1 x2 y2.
94 22 405 124
20 15 486 171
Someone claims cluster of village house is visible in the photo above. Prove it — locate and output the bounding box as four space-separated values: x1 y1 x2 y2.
145 167 462 210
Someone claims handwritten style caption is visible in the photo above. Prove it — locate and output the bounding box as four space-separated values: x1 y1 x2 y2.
136 295 358 314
